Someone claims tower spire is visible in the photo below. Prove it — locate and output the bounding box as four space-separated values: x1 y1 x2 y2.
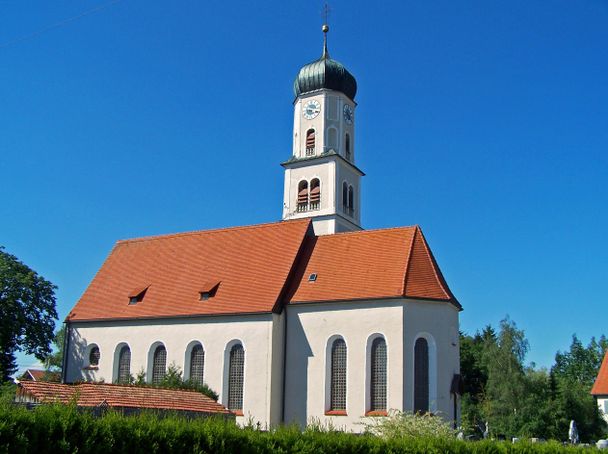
322 2 330 58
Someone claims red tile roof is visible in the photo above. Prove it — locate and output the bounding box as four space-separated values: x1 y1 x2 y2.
67 221 459 322
592 350 608 395
19 369 61 382
17 382 231 415
286 226 459 306
68 220 312 321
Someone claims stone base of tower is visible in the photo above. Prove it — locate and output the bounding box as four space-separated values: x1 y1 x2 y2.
311 215 362 236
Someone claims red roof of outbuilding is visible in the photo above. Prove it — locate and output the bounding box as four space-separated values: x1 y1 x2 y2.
67 220 459 322
17 382 231 415
592 350 608 395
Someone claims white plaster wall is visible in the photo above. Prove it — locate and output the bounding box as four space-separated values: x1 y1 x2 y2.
283 299 460 431
596 397 608 424
283 300 405 431
335 160 362 227
403 300 460 421
65 314 279 427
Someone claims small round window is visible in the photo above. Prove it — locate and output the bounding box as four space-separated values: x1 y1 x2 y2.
89 346 100 366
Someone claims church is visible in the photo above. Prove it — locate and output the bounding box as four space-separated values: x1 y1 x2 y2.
63 25 462 432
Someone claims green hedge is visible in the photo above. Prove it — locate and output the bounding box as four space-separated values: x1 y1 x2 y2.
0 403 593 454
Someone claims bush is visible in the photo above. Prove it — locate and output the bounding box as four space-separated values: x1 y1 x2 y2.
361 410 456 440
0 403 595 453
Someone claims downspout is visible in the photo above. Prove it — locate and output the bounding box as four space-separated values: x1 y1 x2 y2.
61 321 70 384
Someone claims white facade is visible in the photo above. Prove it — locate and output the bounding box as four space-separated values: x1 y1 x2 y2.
596 397 608 424
282 89 363 235
65 299 460 431
65 314 284 427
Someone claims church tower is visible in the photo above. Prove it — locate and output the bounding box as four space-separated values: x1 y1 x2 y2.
281 25 364 235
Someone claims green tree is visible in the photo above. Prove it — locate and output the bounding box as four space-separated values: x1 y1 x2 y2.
0 247 57 381
44 325 65 372
481 317 529 438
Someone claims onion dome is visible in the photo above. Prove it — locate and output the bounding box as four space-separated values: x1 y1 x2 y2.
293 25 357 101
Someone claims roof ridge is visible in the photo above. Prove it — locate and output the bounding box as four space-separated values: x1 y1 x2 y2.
320 225 417 238
116 219 310 245
415 227 460 307
401 226 419 296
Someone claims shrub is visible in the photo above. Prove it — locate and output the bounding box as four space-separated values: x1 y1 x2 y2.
361 410 456 440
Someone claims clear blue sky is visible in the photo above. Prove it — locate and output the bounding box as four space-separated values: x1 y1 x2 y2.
1 0 607 372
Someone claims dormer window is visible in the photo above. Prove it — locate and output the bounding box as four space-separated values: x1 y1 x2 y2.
128 285 149 305
199 281 221 301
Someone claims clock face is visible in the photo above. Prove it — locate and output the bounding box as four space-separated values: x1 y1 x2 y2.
343 104 354 125
302 100 321 120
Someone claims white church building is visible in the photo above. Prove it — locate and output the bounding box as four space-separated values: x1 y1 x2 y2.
63 26 462 431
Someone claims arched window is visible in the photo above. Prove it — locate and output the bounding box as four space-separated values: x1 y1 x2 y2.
305 129 316 156
89 346 100 367
190 344 205 384
297 180 309 212
348 186 354 215
152 345 167 384
370 338 387 411
228 344 245 411
342 182 348 212
330 338 347 411
327 128 338 151
414 338 429 413
117 345 131 384
309 178 320 210
345 133 351 160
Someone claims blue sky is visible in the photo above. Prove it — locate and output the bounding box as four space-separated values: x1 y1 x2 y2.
1 0 606 372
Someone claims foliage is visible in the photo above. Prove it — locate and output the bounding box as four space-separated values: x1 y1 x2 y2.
0 247 57 382
460 317 607 442
0 402 593 453
43 325 65 373
361 410 456 440
123 363 219 401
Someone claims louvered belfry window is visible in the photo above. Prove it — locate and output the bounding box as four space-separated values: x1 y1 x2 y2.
89 346 100 366
348 186 354 214
228 344 245 411
345 134 351 160
342 182 348 212
370 338 387 411
330 338 347 411
305 129 315 155
297 180 309 212
309 179 320 210
117 346 131 384
190 344 205 384
414 338 429 413
152 345 167 384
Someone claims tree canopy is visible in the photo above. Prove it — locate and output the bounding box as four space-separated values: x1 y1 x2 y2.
460 318 607 442
0 247 57 381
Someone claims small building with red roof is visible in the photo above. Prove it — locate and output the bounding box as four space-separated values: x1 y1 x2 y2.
63 25 462 432
16 381 232 419
591 350 608 423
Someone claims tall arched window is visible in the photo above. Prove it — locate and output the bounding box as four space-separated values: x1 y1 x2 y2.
117 345 131 384
414 338 429 413
190 344 205 384
342 182 348 213
152 345 167 384
330 338 347 411
305 129 315 156
89 346 100 367
370 338 387 412
348 186 354 215
345 133 351 160
228 344 245 411
309 178 320 210
297 180 309 212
